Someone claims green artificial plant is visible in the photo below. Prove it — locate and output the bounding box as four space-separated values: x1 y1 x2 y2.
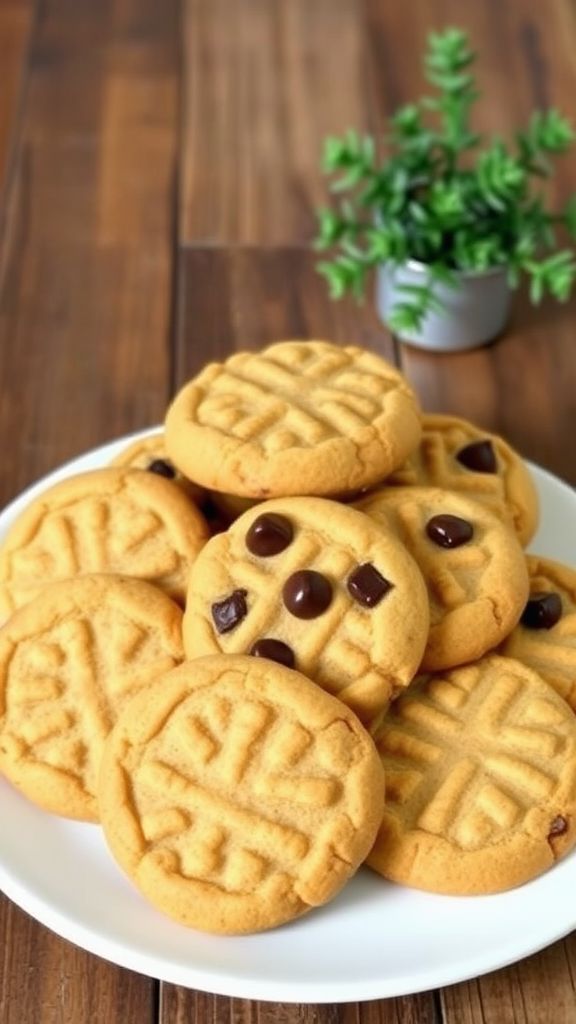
315 27 576 334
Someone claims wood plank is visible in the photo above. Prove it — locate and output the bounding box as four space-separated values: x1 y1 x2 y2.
0 0 179 501
364 0 576 149
174 247 396 381
180 0 371 245
159 989 440 1023
442 933 576 1024
0 898 156 1024
0 0 33 205
0 0 178 1020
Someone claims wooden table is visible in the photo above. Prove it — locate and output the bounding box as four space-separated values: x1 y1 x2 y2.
1 0 576 1020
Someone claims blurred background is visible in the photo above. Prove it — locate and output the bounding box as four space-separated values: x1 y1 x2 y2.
1 0 575 495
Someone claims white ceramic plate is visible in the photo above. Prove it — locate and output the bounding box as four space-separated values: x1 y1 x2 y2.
0 429 575 1003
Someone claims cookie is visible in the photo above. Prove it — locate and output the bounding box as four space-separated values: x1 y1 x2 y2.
111 430 205 505
0 574 183 821
0 467 209 618
367 655 576 894
98 654 385 934
357 486 529 671
183 497 429 725
164 340 422 498
501 556 576 711
383 413 539 546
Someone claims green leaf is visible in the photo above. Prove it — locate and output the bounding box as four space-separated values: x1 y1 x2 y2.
529 268 545 304
314 208 344 248
314 28 576 313
388 303 428 333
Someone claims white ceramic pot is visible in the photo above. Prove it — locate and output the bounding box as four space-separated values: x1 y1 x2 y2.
376 260 512 352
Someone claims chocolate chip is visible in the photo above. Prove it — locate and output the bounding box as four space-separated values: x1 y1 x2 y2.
548 815 568 838
246 513 293 556
347 564 393 607
250 638 295 668
211 589 248 634
283 570 332 619
456 440 497 473
521 592 562 630
426 514 474 548
147 458 176 479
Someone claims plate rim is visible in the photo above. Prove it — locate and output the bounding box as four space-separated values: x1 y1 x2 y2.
0 430 575 1003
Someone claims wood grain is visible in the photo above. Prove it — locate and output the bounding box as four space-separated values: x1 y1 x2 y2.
0 898 156 1024
174 247 396 382
180 0 371 245
159 990 440 1023
442 933 576 1024
0 0 179 502
0 0 33 205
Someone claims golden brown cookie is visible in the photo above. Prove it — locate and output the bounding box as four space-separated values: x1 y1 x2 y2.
0 574 184 821
164 340 422 498
500 556 576 711
183 497 429 726
98 654 385 934
357 486 529 672
383 413 539 546
0 467 209 618
368 655 576 894
111 431 205 505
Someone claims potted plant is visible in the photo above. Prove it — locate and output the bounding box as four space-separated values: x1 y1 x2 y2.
314 28 576 351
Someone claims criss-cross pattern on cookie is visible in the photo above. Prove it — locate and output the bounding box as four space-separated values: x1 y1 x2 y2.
2 608 178 794
131 681 361 895
9 498 177 581
377 660 572 850
194 344 404 453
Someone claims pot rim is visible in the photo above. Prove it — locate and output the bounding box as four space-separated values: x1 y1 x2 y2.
396 258 508 282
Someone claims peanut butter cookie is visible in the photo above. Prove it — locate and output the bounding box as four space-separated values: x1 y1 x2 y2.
501 556 576 711
183 497 429 725
368 655 576 894
98 654 385 933
164 340 422 498
385 413 539 546
357 486 529 671
0 467 209 618
111 430 205 505
0 574 183 821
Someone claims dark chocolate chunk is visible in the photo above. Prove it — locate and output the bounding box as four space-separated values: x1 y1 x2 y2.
283 570 332 619
426 514 473 548
250 638 295 668
347 563 393 607
521 591 562 630
548 815 568 838
246 513 293 556
147 458 176 479
456 440 497 474
211 589 248 634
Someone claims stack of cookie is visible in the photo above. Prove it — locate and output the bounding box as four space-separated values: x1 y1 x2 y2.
0 338 575 934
